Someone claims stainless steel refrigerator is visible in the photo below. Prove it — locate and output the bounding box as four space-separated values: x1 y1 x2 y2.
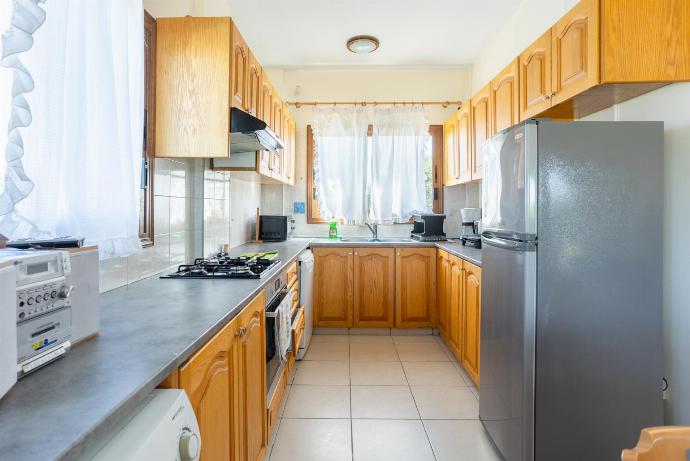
479 120 663 461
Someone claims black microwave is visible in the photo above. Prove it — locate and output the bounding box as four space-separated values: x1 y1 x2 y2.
259 215 294 241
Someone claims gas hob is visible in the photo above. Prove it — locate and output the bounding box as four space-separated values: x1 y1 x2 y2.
161 253 281 279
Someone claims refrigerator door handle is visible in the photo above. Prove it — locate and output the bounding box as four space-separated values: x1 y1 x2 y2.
482 233 536 252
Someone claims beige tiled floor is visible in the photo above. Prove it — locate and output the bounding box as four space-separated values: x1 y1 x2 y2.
266 334 502 461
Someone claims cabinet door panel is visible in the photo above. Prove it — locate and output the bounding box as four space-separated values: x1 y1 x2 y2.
260 78 273 127
247 50 262 117
395 248 436 328
155 18 230 158
231 23 248 111
443 116 457 186
179 319 237 461
436 251 450 339
490 58 520 135
354 248 395 328
456 104 472 183
238 295 267 461
462 262 481 386
471 84 491 181
520 30 552 120
552 0 599 105
447 258 463 361
314 248 354 327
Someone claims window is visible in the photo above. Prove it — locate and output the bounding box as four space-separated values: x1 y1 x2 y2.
140 10 156 247
307 124 444 223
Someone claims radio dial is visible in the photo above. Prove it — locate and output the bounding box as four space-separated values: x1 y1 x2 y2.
178 428 200 461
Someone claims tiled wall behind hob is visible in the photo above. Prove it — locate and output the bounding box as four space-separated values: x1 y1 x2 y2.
99 159 262 293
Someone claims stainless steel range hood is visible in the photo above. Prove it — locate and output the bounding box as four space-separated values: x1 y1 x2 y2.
230 107 285 154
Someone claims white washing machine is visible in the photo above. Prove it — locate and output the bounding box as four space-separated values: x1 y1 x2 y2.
297 249 314 360
91 389 201 461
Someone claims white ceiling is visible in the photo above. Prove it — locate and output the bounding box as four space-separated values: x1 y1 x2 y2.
226 0 522 68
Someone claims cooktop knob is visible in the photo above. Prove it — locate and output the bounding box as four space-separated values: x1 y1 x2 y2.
179 428 200 461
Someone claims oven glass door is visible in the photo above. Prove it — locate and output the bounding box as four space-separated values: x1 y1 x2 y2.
265 288 289 394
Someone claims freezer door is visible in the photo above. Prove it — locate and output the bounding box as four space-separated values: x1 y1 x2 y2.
480 239 536 461
482 122 537 239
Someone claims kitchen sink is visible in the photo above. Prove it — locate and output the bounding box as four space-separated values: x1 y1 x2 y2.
337 237 413 243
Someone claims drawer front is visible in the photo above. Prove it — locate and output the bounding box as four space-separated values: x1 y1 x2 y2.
286 260 298 288
267 366 287 437
290 285 300 316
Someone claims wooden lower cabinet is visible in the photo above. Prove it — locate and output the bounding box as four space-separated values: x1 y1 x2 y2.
180 317 239 461
178 291 266 461
237 294 267 461
353 248 395 328
447 257 464 360
437 252 483 387
436 250 450 338
395 248 436 328
313 247 353 327
462 261 482 386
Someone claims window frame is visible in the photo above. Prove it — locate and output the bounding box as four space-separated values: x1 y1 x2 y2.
306 124 444 224
140 10 156 247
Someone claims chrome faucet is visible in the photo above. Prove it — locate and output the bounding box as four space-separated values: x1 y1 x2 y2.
365 222 382 242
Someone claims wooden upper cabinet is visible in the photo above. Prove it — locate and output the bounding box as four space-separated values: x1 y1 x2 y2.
353 248 395 328
179 316 238 461
155 17 231 158
470 84 490 181
443 115 457 186
231 24 248 111
246 50 262 117
260 77 274 128
519 30 553 120
314 247 353 327
271 94 284 140
395 248 436 328
237 293 267 461
551 0 600 106
456 104 472 184
490 58 520 135
462 261 481 386
436 250 450 339
601 0 690 83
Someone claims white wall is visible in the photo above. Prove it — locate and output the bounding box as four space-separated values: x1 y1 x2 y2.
472 0 690 425
471 0 578 93
265 67 477 237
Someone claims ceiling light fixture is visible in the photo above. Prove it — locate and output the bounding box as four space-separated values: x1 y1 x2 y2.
346 35 380 54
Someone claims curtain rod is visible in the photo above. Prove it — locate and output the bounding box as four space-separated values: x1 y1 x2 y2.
288 100 463 109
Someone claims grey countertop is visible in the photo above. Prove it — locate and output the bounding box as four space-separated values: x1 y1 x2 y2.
0 239 311 461
309 237 482 267
0 237 480 461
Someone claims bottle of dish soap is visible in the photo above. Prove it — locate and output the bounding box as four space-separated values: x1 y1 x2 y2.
328 221 338 239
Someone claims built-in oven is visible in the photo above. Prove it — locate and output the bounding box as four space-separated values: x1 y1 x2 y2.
264 272 288 395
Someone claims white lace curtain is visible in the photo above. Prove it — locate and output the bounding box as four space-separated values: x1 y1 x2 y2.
0 0 144 259
312 106 430 224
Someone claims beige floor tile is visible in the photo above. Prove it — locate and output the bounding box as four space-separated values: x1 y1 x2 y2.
352 419 435 461
349 328 390 336
293 361 350 385
269 418 352 461
402 362 467 386
283 385 350 418
348 335 394 344
350 342 399 361
395 342 450 361
392 335 438 344
423 420 502 461
451 361 476 386
310 334 350 343
411 386 478 419
351 386 419 419
350 361 408 385
304 342 350 361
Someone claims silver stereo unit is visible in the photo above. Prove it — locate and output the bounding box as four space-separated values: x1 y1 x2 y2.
0 249 74 378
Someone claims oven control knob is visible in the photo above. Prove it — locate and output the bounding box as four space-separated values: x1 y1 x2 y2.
58 285 74 299
179 428 200 461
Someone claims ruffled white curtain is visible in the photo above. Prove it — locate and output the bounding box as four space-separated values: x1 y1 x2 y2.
312 106 431 225
371 107 430 223
0 0 144 259
312 107 369 224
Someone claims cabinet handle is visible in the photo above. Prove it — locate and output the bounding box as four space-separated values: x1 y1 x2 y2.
354 252 358 256
550 91 556 97
543 94 551 101
235 327 246 337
